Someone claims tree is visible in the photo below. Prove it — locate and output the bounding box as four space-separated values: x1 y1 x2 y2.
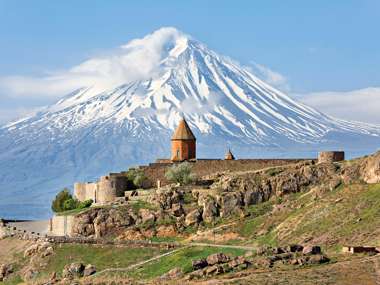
63 198 79 211
51 188 73 213
126 168 147 189
165 162 195 185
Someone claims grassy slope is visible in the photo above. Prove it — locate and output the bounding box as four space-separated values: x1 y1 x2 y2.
232 183 380 251
37 244 167 281
126 246 247 280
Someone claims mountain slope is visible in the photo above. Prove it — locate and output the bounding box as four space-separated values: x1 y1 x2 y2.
0 27 379 219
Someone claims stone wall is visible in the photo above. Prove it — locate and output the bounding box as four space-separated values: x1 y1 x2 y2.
142 159 310 188
73 158 312 204
49 215 75 237
74 182 97 202
318 151 345 163
74 174 129 204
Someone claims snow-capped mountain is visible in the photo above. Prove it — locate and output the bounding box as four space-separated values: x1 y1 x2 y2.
1 27 379 219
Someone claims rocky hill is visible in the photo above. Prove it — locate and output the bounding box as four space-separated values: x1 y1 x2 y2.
0 151 380 284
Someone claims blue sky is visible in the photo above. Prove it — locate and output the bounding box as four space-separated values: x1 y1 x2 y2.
0 0 379 123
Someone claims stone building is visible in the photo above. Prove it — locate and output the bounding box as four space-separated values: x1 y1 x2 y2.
171 118 196 161
74 174 128 204
318 151 345 163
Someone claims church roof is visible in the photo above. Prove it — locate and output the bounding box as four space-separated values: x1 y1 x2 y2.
225 149 235 160
171 118 196 140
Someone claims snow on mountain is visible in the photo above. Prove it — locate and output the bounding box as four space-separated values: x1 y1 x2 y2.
1 27 379 219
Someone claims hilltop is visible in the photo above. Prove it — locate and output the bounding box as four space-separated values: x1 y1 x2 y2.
1 150 380 284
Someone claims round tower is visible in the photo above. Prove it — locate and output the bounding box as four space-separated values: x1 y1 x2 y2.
171 118 196 162
318 151 345 163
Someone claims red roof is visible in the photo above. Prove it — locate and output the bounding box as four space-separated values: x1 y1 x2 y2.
171 118 196 140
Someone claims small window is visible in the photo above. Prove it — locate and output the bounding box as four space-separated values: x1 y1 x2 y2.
177 149 180 158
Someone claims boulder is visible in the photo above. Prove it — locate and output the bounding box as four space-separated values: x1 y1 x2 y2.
192 258 208 270
139 209 156 225
202 198 218 223
156 225 177 238
0 264 13 281
62 262 85 279
161 267 183 279
308 254 330 264
302 245 321 255
243 189 264 206
171 203 185 217
186 268 206 280
285 244 304 253
153 189 182 210
21 265 38 281
228 256 249 268
254 257 272 268
185 209 202 226
206 253 230 266
83 264 96 276
361 151 380 183
205 264 224 276
24 242 52 258
117 228 145 240
218 192 243 217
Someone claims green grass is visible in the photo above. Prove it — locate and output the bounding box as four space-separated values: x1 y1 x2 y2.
37 244 166 281
245 200 273 217
56 207 91 216
149 236 183 243
265 167 284 177
1 274 23 285
127 246 247 280
130 200 157 213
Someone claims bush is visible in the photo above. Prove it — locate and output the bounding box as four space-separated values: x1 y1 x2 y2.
51 188 73 213
126 168 147 189
63 198 79 211
78 199 93 209
51 189 93 213
165 162 195 185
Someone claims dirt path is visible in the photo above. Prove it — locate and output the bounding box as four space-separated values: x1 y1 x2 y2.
6 220 49 235
0 238 33 263
188 242 255 251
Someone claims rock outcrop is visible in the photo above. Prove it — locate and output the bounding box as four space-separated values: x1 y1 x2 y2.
0 264 13 282
360 151 380 183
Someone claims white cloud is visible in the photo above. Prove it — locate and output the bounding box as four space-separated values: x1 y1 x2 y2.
0 27 186 99
296 87 380 124
0 106 40 125
249 62 290 92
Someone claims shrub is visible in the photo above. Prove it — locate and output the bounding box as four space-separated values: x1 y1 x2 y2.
126 168 147 189
165 162 195 185
78 199 93 209
51 188 73 213
63 198 79 211
52 189 93 213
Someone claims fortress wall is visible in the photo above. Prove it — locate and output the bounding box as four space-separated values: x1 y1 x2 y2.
49 215 74 237
73 183 87 201
85 183 97 202
74 182 97 202
96 175 129 204
142 159 310 188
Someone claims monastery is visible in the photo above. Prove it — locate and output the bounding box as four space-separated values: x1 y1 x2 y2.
73 118 345 205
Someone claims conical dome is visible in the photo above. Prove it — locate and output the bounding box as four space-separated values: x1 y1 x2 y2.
225 149 235 160
171 118 196 140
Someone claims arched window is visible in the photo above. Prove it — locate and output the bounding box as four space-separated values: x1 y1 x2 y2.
177 149 180 158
